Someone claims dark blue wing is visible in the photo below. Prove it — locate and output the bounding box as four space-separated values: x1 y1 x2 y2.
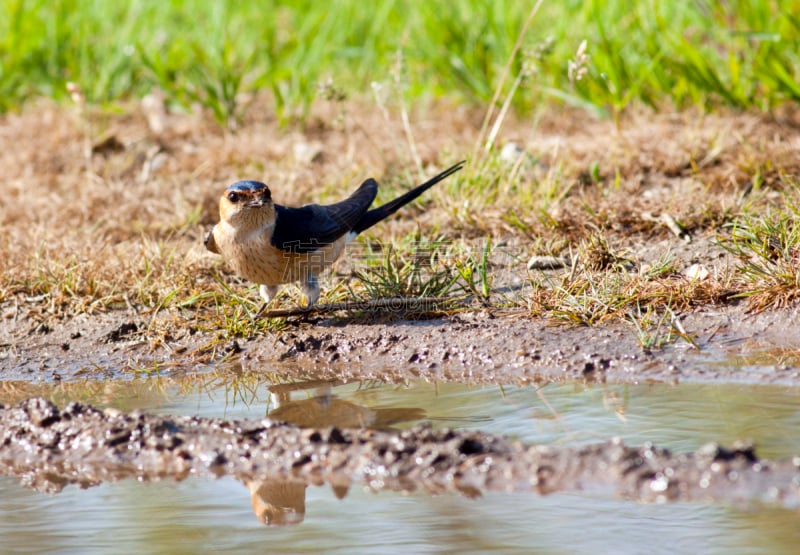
270 178 378 254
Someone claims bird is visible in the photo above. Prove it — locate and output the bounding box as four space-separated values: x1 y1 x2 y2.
248 478 308 526
205 160 465 310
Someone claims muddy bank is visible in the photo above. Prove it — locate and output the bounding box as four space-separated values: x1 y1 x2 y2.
1 398 798 512
243 305 800 385
2 302 800 385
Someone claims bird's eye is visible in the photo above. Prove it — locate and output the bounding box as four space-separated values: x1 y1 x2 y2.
227 191 240 203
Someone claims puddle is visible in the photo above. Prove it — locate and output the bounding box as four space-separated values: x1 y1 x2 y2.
1 373 800 553
711 348 800 377
3 477 800 555
2 475 799 555
3 374 800 457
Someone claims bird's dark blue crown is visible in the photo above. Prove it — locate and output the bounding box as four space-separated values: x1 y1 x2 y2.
226 180 269 193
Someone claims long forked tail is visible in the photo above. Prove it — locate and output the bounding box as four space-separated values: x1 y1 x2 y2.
352 160 465 234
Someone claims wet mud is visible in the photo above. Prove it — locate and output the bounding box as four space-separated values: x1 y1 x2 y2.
244 305 800 385
3 302 799 385
1 398 799 524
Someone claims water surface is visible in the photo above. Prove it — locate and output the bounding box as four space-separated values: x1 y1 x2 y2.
1 374 799 554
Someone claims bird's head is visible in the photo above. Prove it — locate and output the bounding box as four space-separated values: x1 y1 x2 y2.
219 180 275 230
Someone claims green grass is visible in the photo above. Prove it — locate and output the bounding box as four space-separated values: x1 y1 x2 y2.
717 192 800 310
350 236 495 304
354 244 461 300
1 1 798 122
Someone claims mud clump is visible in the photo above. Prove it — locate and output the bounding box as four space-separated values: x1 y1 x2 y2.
102 321 141 343
1 398 798 509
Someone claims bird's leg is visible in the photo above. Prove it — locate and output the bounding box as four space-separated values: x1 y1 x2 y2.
254 284 280 318
301 274 320 307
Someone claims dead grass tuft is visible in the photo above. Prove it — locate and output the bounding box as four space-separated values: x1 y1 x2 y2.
529 267 732 327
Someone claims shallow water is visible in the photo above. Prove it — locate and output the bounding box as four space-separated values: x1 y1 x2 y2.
3 477 800 555
1 375 800 554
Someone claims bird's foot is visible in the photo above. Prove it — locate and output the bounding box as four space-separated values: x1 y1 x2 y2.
254 284 280 318
301 276 320 307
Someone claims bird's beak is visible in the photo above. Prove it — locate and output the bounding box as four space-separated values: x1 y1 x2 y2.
244 198 264 208
244 191 271 208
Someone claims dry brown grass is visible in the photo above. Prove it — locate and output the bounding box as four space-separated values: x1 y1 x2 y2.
529 267 733 325
1 95 799 346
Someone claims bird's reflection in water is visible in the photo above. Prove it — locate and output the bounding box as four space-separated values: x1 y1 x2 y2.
268 380 426 430
248 478 308 526
246 379 426 526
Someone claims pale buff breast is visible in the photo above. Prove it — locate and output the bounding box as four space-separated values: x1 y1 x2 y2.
213 223 347 286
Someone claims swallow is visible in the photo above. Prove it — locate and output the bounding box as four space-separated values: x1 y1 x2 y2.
205 160 465 308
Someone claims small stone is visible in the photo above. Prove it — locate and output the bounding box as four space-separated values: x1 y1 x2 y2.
527 255 569 270
683 263 710 281
500 142 525 163
293 141 324 164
